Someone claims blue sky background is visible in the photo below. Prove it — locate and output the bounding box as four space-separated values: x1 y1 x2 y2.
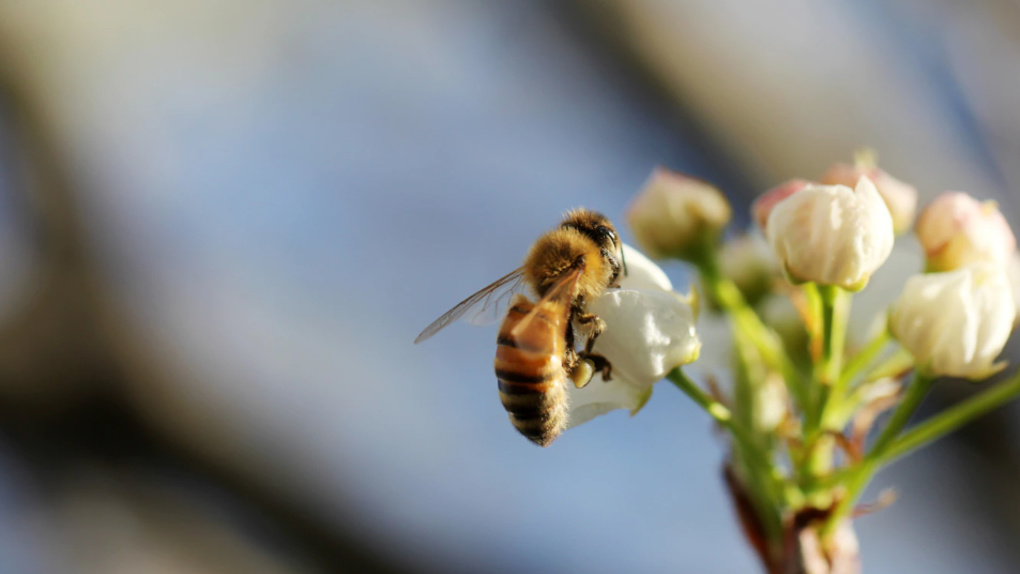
0 1 1017 572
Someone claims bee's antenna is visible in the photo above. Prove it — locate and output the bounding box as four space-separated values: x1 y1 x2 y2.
621 247 628 277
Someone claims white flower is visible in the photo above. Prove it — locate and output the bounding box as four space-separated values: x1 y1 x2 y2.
915 192 1016 272
821 154 918 235
612 242 674 292
1008 252 1020 327
766 176 895 291
626 168 731 260
889 263 1015 380
565 244 701 428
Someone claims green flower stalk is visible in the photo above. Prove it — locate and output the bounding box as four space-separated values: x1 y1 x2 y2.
622 158 1020 573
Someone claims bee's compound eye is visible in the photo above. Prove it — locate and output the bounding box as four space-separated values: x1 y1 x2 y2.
596 226 616 243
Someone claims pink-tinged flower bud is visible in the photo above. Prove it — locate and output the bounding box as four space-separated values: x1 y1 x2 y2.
627 168 731 260
889 263 1015 380
915 192 1017 272
821 155 918 235
766 177 894 291
752 179 811 231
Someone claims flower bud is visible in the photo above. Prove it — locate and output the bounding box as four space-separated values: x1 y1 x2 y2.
915 192 1017 272
821 154 918 235
627 168 731 260
752 179 811 231
766 177 895 290
889 263 1015 380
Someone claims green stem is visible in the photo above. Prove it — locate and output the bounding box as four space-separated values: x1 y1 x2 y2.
698 252 806 413
667 367 735 427
838 329 892 390
667 367 766 466
816 330 893 430
667 368 783 541
878 370 1020 465
803 283 824 428
870 373 934 455
814 286 850 431
861 348 914 382
824 287 849 386
823 373 935 536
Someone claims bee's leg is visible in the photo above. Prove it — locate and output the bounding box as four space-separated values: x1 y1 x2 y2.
573 310 606 354
562 324 586 387
567 353 596 389
571 308 612 382
563 346 580 374
578 351 613 382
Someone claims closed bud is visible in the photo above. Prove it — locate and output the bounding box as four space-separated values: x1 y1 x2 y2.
627 168 731 260
821 151 918 235
889 263 1015 380
766 177 894 291
915 192 1017 272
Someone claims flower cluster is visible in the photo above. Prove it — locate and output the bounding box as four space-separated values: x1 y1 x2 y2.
560 154 1020 573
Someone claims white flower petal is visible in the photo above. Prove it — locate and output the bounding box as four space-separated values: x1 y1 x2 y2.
889 263 1015 380
619 243 673 291
1008 252 1020 327
767 177 894 290
565 285 700 427
589 289 700 389
565 378 651 429
821 159 918 235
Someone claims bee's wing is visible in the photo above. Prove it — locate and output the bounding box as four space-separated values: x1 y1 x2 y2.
508 266 582 341
414 267 526 344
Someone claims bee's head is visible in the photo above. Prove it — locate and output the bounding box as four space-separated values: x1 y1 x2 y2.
561 208 627 284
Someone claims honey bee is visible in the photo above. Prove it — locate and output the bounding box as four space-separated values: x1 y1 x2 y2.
415 208 626 446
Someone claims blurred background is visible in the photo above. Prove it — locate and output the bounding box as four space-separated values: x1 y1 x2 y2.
0 1 1016 572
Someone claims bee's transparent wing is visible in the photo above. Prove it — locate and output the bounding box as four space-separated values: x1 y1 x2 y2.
414 267 526 344
508 266 582 341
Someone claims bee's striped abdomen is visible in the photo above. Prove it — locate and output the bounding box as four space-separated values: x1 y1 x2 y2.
494 295 569 447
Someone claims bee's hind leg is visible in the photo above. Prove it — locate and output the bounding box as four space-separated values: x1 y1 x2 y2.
572 308 612 381
563 326 591 388
578 352 612 382
567 351 612 388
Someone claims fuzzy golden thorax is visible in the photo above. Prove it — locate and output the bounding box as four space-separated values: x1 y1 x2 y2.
522 209 623 304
